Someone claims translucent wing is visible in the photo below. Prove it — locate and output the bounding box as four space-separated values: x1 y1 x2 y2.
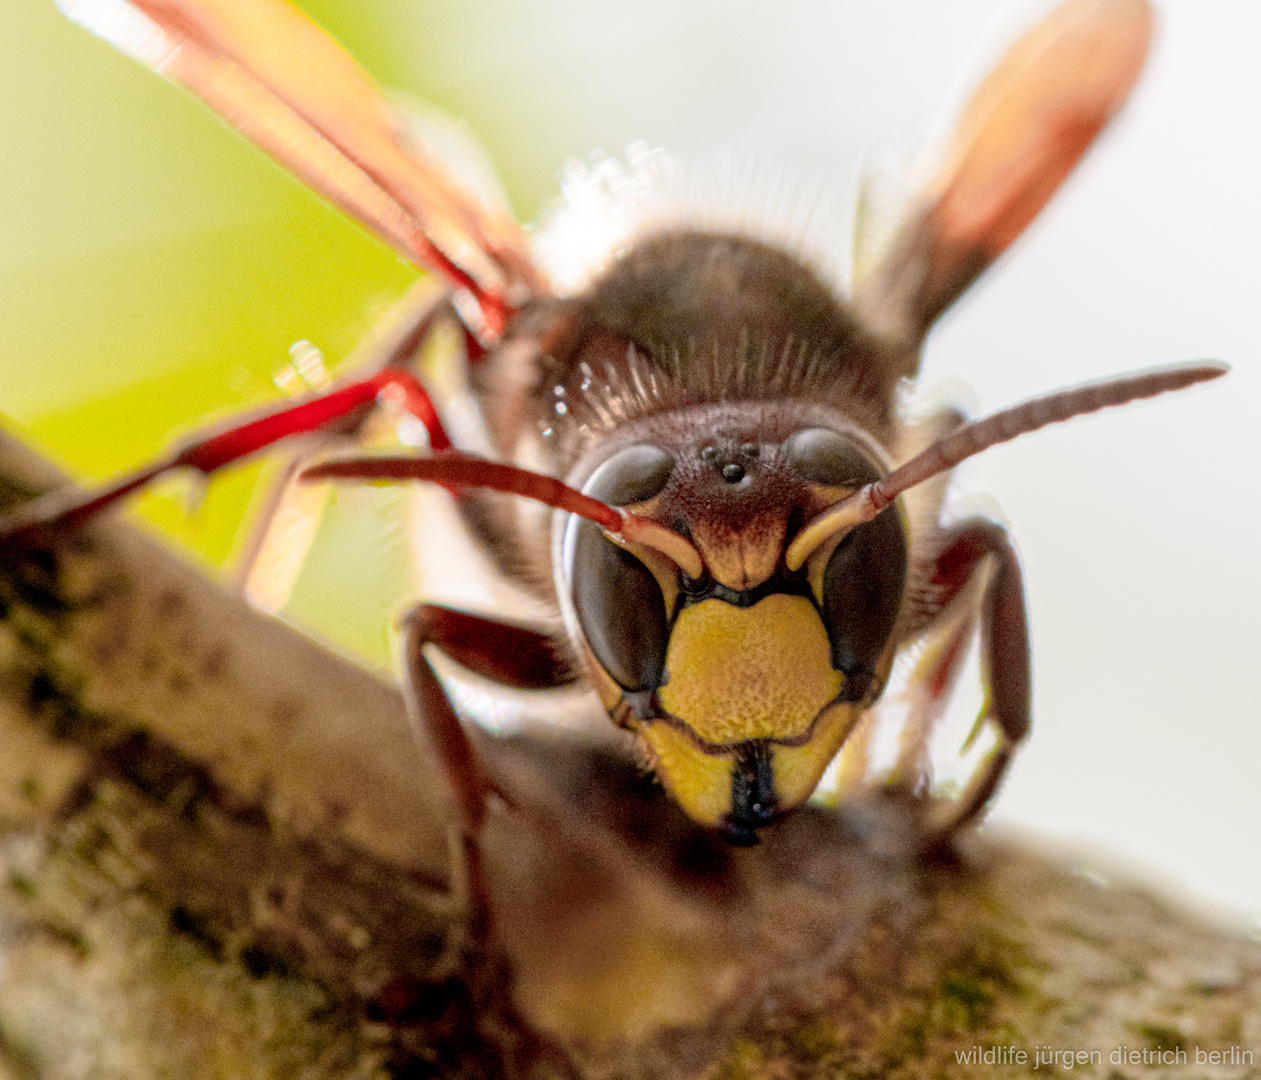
855 0 1152 354
59 0 548 338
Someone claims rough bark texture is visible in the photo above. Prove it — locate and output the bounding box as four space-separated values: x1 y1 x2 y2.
0 431 1257 1080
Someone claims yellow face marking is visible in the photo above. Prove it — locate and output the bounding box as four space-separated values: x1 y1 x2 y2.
769 700 866 810
638 722 735 827
658 594 842 745
637 701 867 827
770 645 895 809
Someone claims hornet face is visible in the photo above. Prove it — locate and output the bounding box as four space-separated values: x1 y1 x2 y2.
559 403 908 844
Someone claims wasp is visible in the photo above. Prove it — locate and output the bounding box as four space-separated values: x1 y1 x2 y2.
4 0 1224 856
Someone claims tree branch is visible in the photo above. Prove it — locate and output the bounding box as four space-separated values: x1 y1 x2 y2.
0 431 1255 1079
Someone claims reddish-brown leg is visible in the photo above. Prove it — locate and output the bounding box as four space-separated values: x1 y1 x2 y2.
0 300 457 543
900 518 1031 839
399 604 574 933
399 615 582 1079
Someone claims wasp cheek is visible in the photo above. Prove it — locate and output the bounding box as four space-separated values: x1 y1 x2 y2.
575 638 626 715
637 722 735 829
769 701 867 811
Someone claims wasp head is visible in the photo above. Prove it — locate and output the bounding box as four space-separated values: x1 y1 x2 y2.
558 401 908 844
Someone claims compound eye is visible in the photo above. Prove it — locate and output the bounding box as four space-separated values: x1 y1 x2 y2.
565 444 677 694
784 428 882 488
819 506 907 694
582 444 676 506
568 521 669 692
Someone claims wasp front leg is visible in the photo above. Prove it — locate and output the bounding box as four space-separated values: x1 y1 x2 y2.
897 519 1031 841
398 604 575 931
396 604 582 1077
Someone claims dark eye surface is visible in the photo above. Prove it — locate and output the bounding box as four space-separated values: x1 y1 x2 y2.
582 444 676 506
819 507 907 686
564 443 676 693
568 519 670 692
784 428 881 488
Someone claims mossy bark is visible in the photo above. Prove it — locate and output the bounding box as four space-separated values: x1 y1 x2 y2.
0 431 1256 1080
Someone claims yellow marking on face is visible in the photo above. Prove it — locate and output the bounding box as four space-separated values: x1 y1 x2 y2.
769 700 866 811
658 594 842 745
771 645 895 810
638 722 735 827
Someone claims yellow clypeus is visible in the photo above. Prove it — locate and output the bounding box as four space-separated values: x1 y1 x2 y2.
658 594 842 745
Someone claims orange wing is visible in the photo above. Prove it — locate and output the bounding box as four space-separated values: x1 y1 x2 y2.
855 0 1153 353
58 0 549 339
